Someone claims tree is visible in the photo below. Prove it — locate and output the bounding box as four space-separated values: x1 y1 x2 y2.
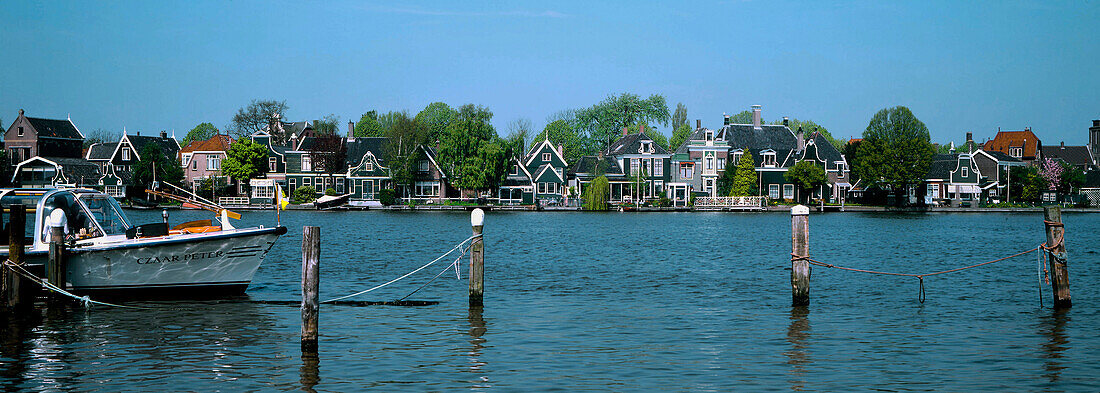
730 152 758 196
309 133 348 174
785 161 827 203
354 111 384 137
132 144 184 189
728 110 759 125
842 139 862 183
534 120 586 164
583 176 610 211
0 150 11 187
313 114 340 136
293 186 318 204
376 111 406 135
716 155 739 196
1059 161 1085 196
221 138 269 183
1038 158 1063 194
773 118 842 151
414 102 458 142
436 104 511 192
83 128 119 148
634 122 669 150
181 122 218 147
853 106 935 205
574 93 670 152
1008 165 1044 203
671 103 688 132
670 124 692 152
229 99 288 139
385 113 429 198
505 118 533 154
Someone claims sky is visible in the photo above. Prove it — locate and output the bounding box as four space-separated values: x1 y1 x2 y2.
1 1 1098 145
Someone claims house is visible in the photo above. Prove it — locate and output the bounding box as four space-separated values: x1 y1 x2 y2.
344 137 390 200
89 131 181 197
284 137 341 197
1090 120 1100 166
4 109 84 163
983 127 1042 164
569 153 629 202
971 149 1025 201
180 134 234 190
499 156 536 205
261 117 314 148
670 119 730 202
250 130 290 187
924 153 984 206
406 145 454 202
523 138 570 204
1041 142 1096 172
602 126 672 203
11 156 101 188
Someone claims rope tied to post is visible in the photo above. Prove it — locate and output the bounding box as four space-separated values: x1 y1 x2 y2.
2 259 152 309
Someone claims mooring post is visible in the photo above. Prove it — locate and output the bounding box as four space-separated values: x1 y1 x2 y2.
47 225 66 300
301 226 320 352
791 205 810 307
469 208 485 307
1044 206 1071 308
4 205 27 309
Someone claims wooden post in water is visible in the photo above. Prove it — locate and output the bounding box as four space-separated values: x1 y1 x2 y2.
1044 206 1071 308
790 205 810 307
47 225 66 299
4 205 27 309
469 208 485 307
301 226 320 352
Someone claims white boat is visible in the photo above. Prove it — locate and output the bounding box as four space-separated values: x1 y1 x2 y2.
1 188 287 296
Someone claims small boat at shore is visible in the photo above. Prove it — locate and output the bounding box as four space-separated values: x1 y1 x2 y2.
314 193 352 210
0 188 286 296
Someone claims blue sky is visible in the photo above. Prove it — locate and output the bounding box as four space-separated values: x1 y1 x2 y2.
1 1 1097 145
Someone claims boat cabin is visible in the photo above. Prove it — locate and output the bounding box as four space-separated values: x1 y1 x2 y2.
1 188 132 253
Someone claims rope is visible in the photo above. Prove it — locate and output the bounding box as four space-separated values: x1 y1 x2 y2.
398 244 470 301
1037 247 1044 308
321 233 481 303
3 259 152 309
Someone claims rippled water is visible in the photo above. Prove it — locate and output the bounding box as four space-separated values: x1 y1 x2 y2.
3 209 1099 391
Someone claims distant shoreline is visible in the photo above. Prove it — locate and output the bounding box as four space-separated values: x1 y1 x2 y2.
125 205 1100 213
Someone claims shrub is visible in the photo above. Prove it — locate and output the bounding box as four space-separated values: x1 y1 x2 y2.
325 187 338 196
582 176 610 211
657 196 671 207
379 189 396 206
293 186 318 204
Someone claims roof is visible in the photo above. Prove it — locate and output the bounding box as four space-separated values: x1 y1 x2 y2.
346 137 388 167
723 124 798 151
25 117 83 139
926 154 959 180
86 142 118 160
606 133 669 156
794 132 844 165
983 130 1041 159
1041 145 1094 168
975 149 1023 163
14 156 101 185
181 134 234 153
128 135 180 158
569 155 625 178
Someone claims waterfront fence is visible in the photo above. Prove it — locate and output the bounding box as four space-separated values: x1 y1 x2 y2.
694 196 767 210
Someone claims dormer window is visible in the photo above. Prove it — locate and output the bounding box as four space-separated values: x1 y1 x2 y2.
269 157 277 171
542 152 551 162
1009 147 1023 157
733 151 743 163
761 151 777 167
365 161 374 172
640 141 653 153
121 147 131 161
705 131 713 141
961 166 969 178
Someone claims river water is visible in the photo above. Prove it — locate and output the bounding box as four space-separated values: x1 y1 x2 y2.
2 209 1099 391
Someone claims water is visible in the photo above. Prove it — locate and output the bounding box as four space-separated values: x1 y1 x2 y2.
3 209 1099 391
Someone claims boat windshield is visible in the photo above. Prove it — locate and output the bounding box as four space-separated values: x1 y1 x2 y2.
41 192 100 242
0 190 45 246
78 194 131 236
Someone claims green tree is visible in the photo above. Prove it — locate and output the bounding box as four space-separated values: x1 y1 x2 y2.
384 113 429 198
670 124 692 152
671 102 688 131
1059 161 1085 196
221 138 269 183
574 93 670 152
313 114 340 136
309 133 347 174
437 104 511 191
728 110 759 125
1008 165 1044 203
632 122 669 150
785 161 828 203
83 128 119 148
505 118 533 154
583 176 610 211
132 144 184 189
415 102 458 142
716 156 739 196
354 111 385 137
230 99 288 139
774 118 842 151
853 106 935 205
534 119 586 164
181 122 219 147
293 186 318 204
0 150 11 187
730 152 758 196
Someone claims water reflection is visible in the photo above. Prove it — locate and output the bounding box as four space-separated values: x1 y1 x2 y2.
0 310 40 391
1039 308 1070 383
299 345 320 393
785 306 811 391
467 306 490 389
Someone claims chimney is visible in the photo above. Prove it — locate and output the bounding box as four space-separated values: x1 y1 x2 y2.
1093 120 1100 127
796 126 805 151
723 113 730 126
783 116 789 127
638 123 645 134
136 131 141 136
558 144 564 157
348 120 354 137
751 105 762 129
966 132 973 143
160 130 167 139
19 108 24 116
1025 126 1031 132
622 127 628 136
1061 141 1065 149
696 119 701 129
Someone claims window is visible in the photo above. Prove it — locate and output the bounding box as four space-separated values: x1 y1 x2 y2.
762 153 777 166
418 160 429 172
542 152 551 162
365 161 374 171
316 177 324 189
414 181 439 197
630 159 639 175
253 185 274 199
717 158 725 169
927 184 938 198
836 162 846 178
191 160 197 170
705 178 714 194
705 131 713 141
1009 147 1023 157
705 157 714 171
510 165 518 175
642 159 651 175
783 184 795 199
269 157 277 172
303 177 312 187
105 185 125 198
653 159 663 176
289 178 296 190
17 126 24 137
538 182 546 193
337 178 345 193
207 155 220 170
122 147 131 161
961 166 969 178
733 152 743 163
679 163 694 179
769 184 780 199
301 155 312 172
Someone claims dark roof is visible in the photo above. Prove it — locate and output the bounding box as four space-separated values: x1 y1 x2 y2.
674 128 717 154
606 133 669 155
792 132 844 165
346 137 388 167
1041 145 1094 168
128 135 180 159
926 154 959 180
978 149 1023 163
723 124 798 151
26 117 82 139
86 142 118 160
49 157 102 183
1085 171 1100 188
569 155 625 178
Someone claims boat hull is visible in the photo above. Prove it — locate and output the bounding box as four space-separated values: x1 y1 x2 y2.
27 226 287 296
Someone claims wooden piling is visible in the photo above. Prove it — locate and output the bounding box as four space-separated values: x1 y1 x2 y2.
47 226 66 296
301 226 320 352
469 208 485 307
1044 206 1071 308
791 205 810 307
4 205 27 309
